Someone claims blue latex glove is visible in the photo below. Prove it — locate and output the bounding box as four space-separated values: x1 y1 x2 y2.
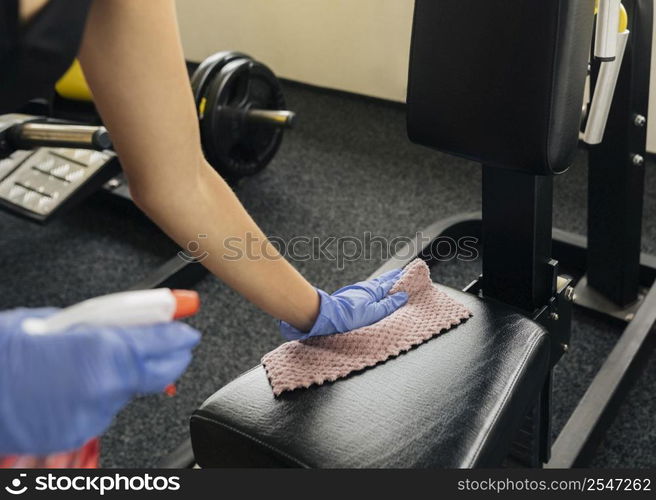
280 268 409 341
0 308 200 455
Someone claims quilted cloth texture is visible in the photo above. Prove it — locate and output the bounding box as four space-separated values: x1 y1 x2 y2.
262 259 472 395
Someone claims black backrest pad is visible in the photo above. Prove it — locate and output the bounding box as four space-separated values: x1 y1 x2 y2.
407 0 595 175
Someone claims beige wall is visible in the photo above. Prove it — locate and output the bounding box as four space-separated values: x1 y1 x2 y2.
178 1 656 153
649 6 656 153
176 0 414 102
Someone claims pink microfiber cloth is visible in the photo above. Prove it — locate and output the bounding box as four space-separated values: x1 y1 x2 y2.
262 259 472 396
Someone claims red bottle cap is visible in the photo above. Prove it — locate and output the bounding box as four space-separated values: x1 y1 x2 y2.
171 290 200 319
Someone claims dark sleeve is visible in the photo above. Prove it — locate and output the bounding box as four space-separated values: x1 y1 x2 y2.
0 0 92 114
0 1 19 58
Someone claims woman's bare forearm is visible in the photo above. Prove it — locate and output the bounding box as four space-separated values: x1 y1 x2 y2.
19 0 49 23
78 0 319 331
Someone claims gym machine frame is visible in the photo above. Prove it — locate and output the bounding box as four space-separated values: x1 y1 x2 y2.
372 0 655 468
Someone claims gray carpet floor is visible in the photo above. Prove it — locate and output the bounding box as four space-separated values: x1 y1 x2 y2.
0 82 654 468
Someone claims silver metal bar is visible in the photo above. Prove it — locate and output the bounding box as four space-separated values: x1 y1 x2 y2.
245 109 295 129
16 123 111 150
584 30 630 144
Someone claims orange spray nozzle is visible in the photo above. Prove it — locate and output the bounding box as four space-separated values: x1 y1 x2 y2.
166 290 200 398
171 290 200 319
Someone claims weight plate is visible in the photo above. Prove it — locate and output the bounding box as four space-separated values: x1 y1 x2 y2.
190 51 251 117
201 58 286 179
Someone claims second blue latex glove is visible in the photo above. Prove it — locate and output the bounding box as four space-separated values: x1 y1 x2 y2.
0 308 200 455
280 268 409 340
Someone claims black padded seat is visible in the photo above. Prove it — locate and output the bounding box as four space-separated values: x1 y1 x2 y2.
191 286 550 468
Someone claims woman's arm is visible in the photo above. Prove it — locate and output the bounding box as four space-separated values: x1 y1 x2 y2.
77 0 320 331
19 0 49 23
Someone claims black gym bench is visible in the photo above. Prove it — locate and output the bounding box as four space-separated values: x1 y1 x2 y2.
189 0 608 468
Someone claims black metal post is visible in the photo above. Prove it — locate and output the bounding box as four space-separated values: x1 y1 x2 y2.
481 167 555 312
587 0 653 306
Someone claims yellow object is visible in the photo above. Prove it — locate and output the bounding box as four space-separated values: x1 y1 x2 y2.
55 60 93 102
619 4 628 32
594 1 629 32
198 97 207 118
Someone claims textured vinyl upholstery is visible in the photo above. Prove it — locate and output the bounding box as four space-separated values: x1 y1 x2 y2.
407 0 595 174
191 287 549 468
